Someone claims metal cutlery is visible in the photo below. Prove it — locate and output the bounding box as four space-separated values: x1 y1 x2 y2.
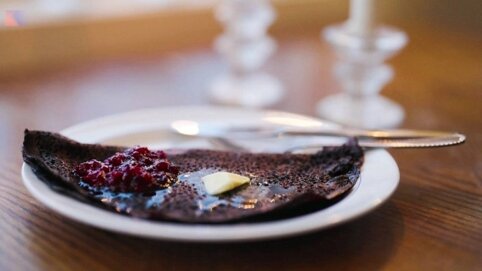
170 121 466 150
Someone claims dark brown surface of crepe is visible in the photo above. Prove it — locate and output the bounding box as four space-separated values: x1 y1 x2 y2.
22 130 363 224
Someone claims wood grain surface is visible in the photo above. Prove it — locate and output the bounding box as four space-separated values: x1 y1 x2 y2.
0 21 481 271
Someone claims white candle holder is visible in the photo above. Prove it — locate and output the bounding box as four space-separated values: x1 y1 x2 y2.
210 0 283 108
317 23 408 128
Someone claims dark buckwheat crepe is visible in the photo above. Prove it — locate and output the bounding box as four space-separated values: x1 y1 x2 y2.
22 130 363 224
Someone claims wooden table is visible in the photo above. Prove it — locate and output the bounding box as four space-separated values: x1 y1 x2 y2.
0 24 481 270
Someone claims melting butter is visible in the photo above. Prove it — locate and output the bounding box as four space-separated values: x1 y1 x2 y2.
202 172 250 195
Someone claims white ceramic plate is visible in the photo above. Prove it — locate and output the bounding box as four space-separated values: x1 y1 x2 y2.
21 106 399 242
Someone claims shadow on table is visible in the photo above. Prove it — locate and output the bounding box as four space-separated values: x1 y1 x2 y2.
25 201 404 271
157 201 404 271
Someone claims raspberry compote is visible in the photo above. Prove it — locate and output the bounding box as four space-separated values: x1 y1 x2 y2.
74 147 179 193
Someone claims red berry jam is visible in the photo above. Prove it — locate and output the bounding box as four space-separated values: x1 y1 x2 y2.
74 147 179 193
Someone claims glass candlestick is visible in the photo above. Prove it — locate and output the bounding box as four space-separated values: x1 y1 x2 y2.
210 0 283 108
317 23 408 128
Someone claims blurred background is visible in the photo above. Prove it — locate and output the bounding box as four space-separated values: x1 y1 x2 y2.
0 0 479 79
0 0 480 158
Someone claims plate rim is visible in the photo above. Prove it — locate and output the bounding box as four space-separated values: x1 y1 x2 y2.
21 106 400 242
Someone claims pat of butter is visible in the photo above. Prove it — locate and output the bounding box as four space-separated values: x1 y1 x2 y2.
202 172 250 195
